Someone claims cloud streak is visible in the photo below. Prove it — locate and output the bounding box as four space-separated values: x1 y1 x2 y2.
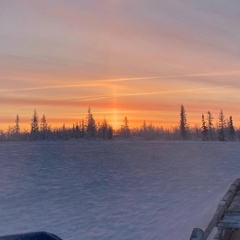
0 71 238 93
0 85 231 108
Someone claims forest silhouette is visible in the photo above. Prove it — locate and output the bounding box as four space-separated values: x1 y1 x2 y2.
0 105 238 141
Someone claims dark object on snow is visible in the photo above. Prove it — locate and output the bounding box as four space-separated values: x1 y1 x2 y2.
189 178 240 240
0 232 62 240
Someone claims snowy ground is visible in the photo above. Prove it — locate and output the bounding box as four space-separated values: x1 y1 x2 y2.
0 139 240 240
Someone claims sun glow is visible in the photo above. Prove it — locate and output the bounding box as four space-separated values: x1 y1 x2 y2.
1 1 240 132
111 109 120 130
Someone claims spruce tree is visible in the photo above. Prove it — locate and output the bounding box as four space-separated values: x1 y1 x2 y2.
80 119 85 138
201 114 208 141
15 114 20 135
218 109 226 141
180 104 187 140
206 111 214 140
98 118 108 139
141 120 147 138
228 115 235 141
120 117 130 138
97 118 113 139
107 126 113 139
60 123 69 140
75 123 80 139
86 107 96 138
40 114 48 139
30 109 39 140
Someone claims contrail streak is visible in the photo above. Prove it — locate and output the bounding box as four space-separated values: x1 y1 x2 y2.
110 86 231 97
0 71 238 93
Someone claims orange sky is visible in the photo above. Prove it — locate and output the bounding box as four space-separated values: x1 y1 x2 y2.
1 1 240 131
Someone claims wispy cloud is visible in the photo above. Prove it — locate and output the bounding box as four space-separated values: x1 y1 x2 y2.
0 83 105 93
0 71 238 93
0 77 157 93
102 71 240 83
111 86 231 98
0 85 231 109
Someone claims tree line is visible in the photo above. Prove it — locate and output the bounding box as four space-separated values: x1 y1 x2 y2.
1 108 114 141
179 104 237 141
0 105 240 141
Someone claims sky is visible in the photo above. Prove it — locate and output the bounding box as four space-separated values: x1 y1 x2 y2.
1 0 240 131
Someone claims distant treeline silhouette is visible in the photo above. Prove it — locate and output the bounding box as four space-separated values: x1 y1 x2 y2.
0 105 239 141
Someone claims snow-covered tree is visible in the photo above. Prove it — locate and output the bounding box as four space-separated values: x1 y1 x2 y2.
61 123 69 140
206 111 214 140
30 109 39 140
15 114 20 135
140 120 147 138
98 118 113 139
40 114 49 140
119 117 130 138
107 126 113 139
98 118 108 139
180 104 188 140
86 107 96 138
80 119 86 138
7 125 15 140
228 115 235 141
140 121 159 139
71 123 81 139
201 114 208 141
40 115 48 131
193 124 201 141
218 109 226 141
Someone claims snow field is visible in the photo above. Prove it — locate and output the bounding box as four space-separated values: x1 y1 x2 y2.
0 140 239 240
